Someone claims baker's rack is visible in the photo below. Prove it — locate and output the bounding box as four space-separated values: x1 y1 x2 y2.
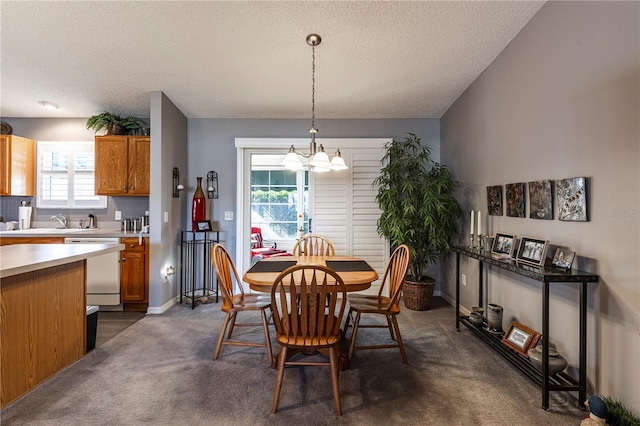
180 230 220 308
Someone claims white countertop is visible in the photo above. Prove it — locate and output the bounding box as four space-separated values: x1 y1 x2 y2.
0 228 148 238
0 243 125 278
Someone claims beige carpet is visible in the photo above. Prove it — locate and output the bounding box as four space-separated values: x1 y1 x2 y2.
0 297 586 425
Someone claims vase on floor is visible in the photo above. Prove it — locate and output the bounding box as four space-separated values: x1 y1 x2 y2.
191 177 206 231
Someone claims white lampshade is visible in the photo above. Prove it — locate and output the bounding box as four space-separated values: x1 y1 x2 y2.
281 151 304 170
330 152 348 170
309 151 330 168
313 164 331 173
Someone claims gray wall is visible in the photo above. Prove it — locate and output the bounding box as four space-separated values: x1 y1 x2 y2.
441 1 639 412
148 92 188 312
187 118 440 272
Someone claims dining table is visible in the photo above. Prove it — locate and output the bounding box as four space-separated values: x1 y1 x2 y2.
242 255 379 293
243 255 379 370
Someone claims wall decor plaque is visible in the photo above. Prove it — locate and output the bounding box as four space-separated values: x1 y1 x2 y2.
505 182 526 218
528 180 553 220
557 177 588 221
486 185 503 216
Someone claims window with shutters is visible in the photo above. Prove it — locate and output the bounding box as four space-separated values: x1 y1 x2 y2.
36 141 107 208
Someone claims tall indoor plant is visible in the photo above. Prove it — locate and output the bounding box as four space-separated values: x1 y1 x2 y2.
374 133 461 310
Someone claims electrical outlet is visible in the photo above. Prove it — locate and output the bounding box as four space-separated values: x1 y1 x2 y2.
115 211 122 220
461 274 467 286
164 212 169 222
224 211 233 221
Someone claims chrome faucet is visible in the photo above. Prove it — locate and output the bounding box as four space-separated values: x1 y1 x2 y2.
50 213 68 228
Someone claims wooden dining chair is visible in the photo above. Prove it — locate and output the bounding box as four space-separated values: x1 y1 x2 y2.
211 244 273 365
270 265 347 416
292 234 335 256
342 244 411 363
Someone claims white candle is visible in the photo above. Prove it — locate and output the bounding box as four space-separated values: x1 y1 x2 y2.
470 210 474 235
477 210 482 235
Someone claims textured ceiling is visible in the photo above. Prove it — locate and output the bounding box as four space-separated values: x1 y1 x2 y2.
1 1 545 119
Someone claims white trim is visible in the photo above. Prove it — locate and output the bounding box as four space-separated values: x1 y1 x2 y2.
146 296 178 314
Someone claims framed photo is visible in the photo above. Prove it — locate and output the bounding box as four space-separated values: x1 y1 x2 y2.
491 233 516 258
501 321 541 357
528 179 553 220
552 248 576 270
557 177 588 221
516 236 549 266
486 185 503 216
195 220 212 232
505 182 526 218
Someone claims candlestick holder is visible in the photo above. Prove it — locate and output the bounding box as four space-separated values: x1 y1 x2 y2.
478 234 484 249
469 234 474 248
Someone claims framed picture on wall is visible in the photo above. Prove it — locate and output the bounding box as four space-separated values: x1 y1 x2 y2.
487 185 503 216
505 182 526 218
516 236 549 266
557 177 588 221
528 179 553 220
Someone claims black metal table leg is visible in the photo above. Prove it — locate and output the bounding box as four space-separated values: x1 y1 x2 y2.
542 279 550 410
579 281 587 408
456 252 460 331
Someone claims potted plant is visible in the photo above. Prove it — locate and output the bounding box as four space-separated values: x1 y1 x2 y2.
86 112 144 135
374 133 462 310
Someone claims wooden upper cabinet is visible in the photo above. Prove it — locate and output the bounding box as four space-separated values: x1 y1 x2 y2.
95 136 150 196
0 135 35 196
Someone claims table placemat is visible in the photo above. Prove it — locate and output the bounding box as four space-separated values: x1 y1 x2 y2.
325 260 374 272
247 260 297 273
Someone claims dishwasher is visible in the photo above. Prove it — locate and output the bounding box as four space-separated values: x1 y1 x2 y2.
64 237 121 306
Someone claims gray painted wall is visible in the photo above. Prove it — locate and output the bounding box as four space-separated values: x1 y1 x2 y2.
187 118 440 271
441 1 639 412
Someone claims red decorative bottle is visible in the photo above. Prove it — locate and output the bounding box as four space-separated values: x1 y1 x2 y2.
191 177 206 231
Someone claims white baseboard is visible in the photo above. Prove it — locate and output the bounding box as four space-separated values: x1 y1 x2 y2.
146 296 178 314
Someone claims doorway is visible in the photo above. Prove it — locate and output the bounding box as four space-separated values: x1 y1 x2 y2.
235 138 391 295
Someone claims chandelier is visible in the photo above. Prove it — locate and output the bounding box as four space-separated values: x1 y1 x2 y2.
281 34 348 173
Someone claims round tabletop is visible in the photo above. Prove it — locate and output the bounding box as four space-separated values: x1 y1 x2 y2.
243 255 378 293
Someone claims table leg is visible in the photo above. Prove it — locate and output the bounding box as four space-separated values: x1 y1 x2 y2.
456 252 460 331
542 280 550 410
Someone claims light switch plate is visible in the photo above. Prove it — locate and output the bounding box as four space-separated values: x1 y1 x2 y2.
224 211 233 221
115 211 122 220
164 212 169 222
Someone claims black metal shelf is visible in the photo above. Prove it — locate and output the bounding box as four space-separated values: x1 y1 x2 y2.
180 230 220 309
458 316 579 390
453 246 599 410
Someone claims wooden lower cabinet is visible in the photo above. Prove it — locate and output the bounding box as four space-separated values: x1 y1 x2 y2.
120 237 149 311
0 237 64 246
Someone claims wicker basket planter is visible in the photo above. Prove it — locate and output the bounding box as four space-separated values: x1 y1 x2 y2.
403 277 436 311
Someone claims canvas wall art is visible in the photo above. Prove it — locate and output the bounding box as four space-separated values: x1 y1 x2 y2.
505 183 526 218
557 177 588 221
528 180 553 220
487 185 503 216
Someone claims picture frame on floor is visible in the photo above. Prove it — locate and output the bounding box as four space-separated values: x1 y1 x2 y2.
502 321 541 357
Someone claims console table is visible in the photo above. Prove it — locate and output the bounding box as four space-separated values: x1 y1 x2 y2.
452 246 599 410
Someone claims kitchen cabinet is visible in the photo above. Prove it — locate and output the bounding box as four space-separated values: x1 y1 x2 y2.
0 135 35 196
0 237 64 246
120 237 148 311
94 136 150 196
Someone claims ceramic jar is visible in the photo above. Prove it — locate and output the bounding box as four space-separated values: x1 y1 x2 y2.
469 307 484 326
527 344 568 376
486 303 504 333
